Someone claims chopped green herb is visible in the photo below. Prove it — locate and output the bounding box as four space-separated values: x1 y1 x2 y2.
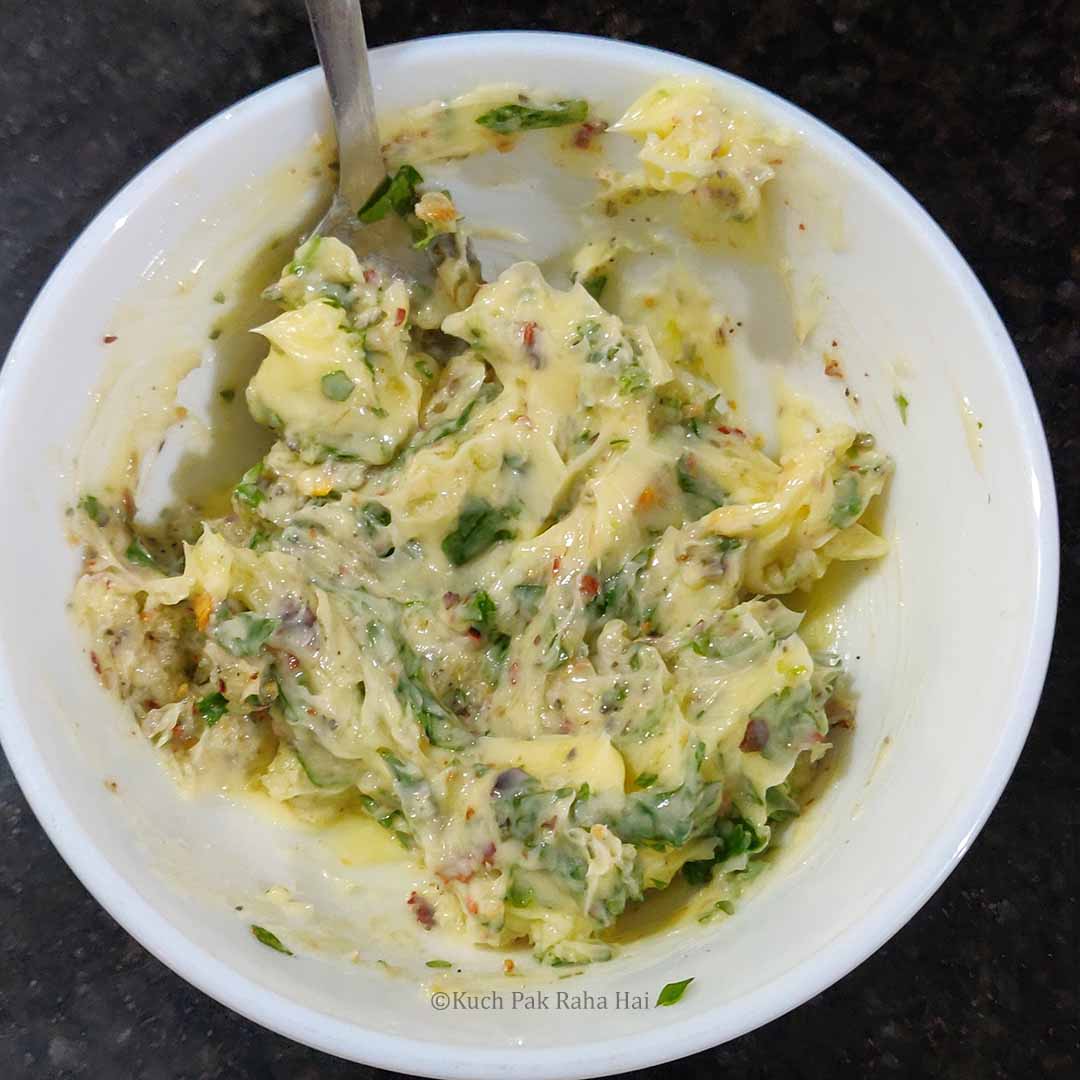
635 772 658 789
476 100 588 135
78 494 108 527
124 538 158 569
618 363 650 397
213 290 226 304
696 899 735 923
828 473 863 528
361 501 392 529
656 977 694 1006
466 590 497 632
396 647 474 750
894 392 909 425
513 582 546 619
413 383 498 449
676 453 726 511
357 164 423 223
765 782 801 822
615 779 721 847
214 612 278 657
682 816 767 884
599 684 628 713
209 327 222 341
506 873 536 908
197 691 229 726
441 497 517 566
425 959 453 968
219 388 236 403
582 273 607 301
321 370 355 401
411 220 440 249
234 462 265 508
485 633 512 672
250 924 292 955
285 235 321 277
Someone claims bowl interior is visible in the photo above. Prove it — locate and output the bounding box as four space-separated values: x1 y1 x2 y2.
0 32 1055 1079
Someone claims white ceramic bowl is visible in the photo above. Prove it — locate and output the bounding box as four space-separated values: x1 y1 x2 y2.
0 31 1057 1078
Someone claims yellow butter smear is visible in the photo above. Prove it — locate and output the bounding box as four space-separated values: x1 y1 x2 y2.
71 79 890 967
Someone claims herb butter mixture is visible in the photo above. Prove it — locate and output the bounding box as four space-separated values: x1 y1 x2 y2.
72 80 891 965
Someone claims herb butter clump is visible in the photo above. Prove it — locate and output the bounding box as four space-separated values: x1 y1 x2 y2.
72 85 890 968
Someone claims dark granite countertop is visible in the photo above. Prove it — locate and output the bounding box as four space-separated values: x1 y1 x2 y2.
1 2 1076 1076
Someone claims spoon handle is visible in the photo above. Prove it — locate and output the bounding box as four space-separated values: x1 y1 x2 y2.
305 0 386 212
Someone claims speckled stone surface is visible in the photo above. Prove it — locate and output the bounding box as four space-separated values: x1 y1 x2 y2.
1 1 1077 1076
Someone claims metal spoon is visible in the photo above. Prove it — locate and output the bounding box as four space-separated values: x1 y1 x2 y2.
305 0 426 276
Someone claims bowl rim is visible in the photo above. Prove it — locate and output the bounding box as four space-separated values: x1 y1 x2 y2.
0 29 1059 1078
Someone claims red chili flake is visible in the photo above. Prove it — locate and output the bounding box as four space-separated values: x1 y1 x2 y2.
572 120 608 149
522 321 537 347
466 898 479 915
394 307 406 326
90 651 102 676
466 627 483 642
143 699 159 712
102 335 117 344
509 661 520 686
218 678 227 693
481 841 497 865
740 717 769 752
363 268 377 283
798 223 806 231
718 425 733 435
443 591 460 609
407 892 436 929
552 556 561 574
580 574 599 598
824 355 844 379
465 806 475 821
286 653 301 671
